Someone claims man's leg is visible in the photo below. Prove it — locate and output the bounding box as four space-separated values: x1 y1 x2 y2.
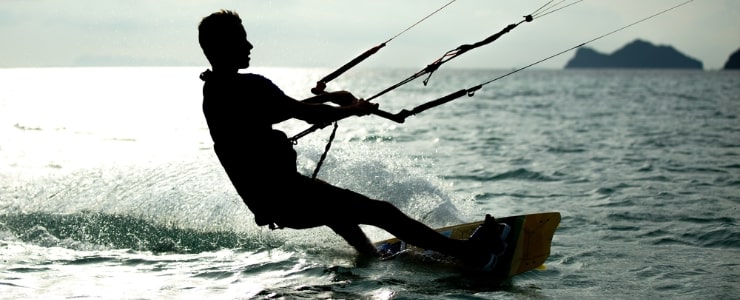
281 177 487 262
328 224 378 255
352 199 470 258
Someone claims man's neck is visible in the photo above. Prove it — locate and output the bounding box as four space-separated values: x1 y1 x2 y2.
212 67 238 74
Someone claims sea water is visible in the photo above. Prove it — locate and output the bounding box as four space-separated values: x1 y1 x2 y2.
0 67 738 299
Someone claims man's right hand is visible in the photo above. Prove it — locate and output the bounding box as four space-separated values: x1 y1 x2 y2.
328 91 359 106
350 99 379 116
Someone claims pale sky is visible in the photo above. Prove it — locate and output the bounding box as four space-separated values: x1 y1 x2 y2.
1 0 738 70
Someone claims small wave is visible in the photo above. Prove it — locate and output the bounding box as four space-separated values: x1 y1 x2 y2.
603 211 740 250
64 256 118 265
594 187 615 195
0 211 265 253
6 267 51 273
490 168 558 182
444 168 558 183
13 123 42 131
106 137 137 142
695 227 740 249
546 146 587 154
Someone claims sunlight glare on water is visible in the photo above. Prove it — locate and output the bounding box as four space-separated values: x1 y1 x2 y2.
0 67 738 299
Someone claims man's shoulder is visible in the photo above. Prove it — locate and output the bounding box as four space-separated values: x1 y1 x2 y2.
233 73 278 88
203 71 283 97
240 72 270 81
241 73 283 93
201 70 269 83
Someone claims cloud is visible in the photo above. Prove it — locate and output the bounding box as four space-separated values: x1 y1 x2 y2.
72 54 195 67
1 0 738 69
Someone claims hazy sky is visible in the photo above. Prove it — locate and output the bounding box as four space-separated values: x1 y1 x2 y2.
1 0 738 70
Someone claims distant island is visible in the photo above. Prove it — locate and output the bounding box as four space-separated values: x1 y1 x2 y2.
565 39 703 69
724 48 740 70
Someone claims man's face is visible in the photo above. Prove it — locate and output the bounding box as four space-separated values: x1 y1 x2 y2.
232 26 253 69
218 25 253 69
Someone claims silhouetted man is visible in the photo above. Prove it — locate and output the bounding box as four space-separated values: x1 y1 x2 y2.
198 9 508 270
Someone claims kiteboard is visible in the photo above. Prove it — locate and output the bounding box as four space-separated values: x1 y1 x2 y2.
374 211 561 277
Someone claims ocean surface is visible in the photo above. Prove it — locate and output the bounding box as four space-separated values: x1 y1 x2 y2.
0 66 738 299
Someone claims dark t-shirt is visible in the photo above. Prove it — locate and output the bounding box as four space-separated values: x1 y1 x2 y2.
201 70 298 225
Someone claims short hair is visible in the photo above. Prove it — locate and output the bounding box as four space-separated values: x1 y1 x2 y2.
198 10 243 64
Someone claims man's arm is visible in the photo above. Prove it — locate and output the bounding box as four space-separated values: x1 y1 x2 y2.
300 91 356 106
290 91 378 124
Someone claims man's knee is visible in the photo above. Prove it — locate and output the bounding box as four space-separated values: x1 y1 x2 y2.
365 199 404 216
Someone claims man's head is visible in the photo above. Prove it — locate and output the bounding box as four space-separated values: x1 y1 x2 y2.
198 10 253 70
